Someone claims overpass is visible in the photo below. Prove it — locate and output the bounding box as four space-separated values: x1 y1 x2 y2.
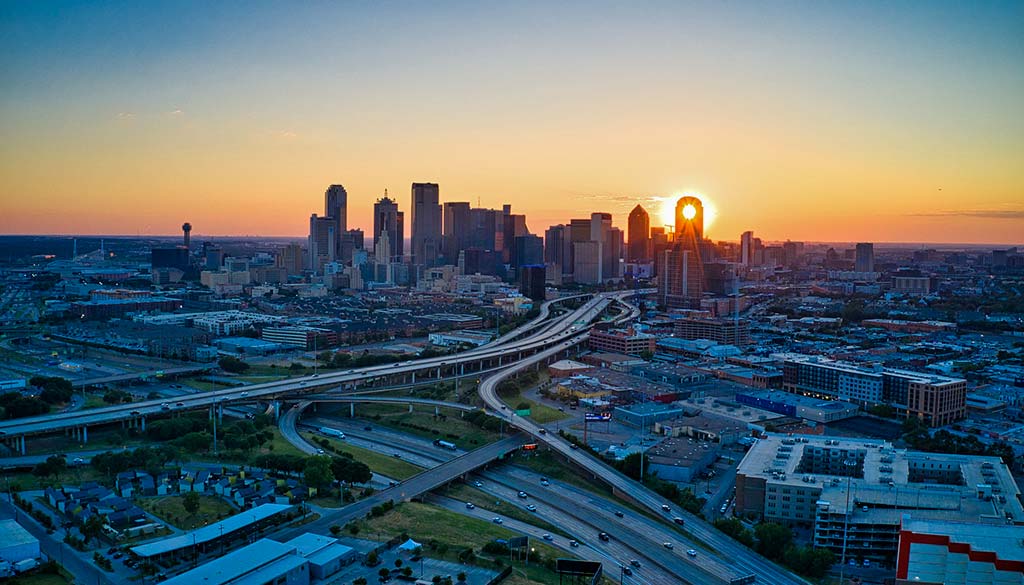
0 291 639 453
477 334 809 585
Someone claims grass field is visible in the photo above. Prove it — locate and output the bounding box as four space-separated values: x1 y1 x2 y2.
302 432 424 480
511 396 567 425
138 494 235 530
339 403 500 450
347 502 565 585
513 451 611 497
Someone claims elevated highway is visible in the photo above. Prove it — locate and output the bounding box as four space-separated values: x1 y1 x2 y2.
0 291 639 453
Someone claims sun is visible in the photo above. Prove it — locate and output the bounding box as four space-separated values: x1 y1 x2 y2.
682 203 697 220
653 192 716 233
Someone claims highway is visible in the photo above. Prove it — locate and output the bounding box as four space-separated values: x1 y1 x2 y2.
478 340 810 585
0 291 633 444
284 408 714 584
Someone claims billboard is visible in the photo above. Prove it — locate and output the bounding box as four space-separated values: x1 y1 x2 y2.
584 412 612 422
555 559 603 577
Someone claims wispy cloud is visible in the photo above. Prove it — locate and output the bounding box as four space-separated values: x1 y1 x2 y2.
908 208 1024 220
169 108 184 116
116 112 135 119
277 130 298 140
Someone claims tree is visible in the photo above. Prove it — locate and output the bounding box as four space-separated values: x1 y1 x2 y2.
378 568 390 581
754 523 792 560
639 350 654 361
183 491 201 517
331 456 372 485
304 455 335 491
366 550 379 566
32 455 67 482
218 356 250 374
394 559 403 568
81 514 105 544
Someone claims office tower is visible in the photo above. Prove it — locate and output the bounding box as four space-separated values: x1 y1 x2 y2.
855 242 875 272
460 248 504 277
411 182 442 267
443 202 471 263
182 222 192 249
308 214 337 274
544 224 565 283
278 243 305 276
324 184 348 235
650 227 669 275
468 207 499 250
609 227 624 280
590 212 619 282
627 205 651 262
659 196 704 308
502 211 529 263
374 230 393 283
740 231 754 266
373 192 404 262
512 234 544 269
564 219 591 281
151 247 189 270
573 241 602 284
204 244 225 270
674 196 704 240
782 241 799 267
520 265 546 301
339 229 364 264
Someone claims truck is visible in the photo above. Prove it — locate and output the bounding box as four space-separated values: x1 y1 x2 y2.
433 439 457 450
320 427 346 439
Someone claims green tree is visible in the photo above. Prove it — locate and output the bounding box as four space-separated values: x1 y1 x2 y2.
304 455 335 491
754 523 792 561
81 514 105 544
183 491 201 517
218 356 250 374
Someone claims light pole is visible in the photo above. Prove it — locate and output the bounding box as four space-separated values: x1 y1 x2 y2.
838 458 856 585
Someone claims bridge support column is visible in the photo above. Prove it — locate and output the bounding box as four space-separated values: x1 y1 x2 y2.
273 401 280 421
408 404 414 413
82 426 88 444
460 364 465 376
350 403 355 418
140 416 146 432
411 372 416 383
19 435 26 455
435 406 440 416
437 367 441 379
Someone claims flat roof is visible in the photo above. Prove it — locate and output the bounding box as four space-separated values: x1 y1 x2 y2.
0 519 38 548
161 539 299 585
131 503 291 558
902 517 1024 562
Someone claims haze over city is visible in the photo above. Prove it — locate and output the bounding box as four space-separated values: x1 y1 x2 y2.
2 1 1022 243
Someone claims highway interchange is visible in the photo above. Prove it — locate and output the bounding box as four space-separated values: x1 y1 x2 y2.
1 289 810 584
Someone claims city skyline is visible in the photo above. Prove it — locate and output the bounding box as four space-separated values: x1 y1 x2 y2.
1 2 1022 244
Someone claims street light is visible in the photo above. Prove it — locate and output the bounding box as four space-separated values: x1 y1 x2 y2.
838 458 857 585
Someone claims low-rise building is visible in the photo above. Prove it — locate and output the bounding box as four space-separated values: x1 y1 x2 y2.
428 330 492 347
645 437 720 483
735 390 859 424
735 434 1024 565
588 327 657 356
897 518 1024 584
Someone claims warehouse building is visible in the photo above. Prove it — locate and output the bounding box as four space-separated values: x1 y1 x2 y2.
0 519 39 564
897 518 1024 584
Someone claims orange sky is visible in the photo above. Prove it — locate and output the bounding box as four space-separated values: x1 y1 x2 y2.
1 3 1022 244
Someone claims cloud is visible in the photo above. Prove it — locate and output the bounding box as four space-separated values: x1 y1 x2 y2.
908 208 1024 220
116 112 135 119
169 108 184 116
277 130 298 140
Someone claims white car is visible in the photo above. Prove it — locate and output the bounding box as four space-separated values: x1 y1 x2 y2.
542 534 553 541
240 391 249 397
663 542 674 550
473 481 483 488
686 549 697 558
492 517 503 524
526 504 537 512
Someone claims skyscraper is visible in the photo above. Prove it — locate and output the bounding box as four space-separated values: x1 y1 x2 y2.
324 184 348 236
442 202 471 264
373 192 404 262
659 196 705 308
627 205 651 262
856 242 875 272
308 214 337 274
411 182 442 267
740 231 754 266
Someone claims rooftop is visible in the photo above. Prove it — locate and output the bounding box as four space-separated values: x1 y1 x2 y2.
161 539 300 585
0 519 37 548
130 503 292 558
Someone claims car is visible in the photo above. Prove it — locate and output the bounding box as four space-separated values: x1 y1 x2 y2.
466 502 475 509
316 448 325 454
686 549 697 558
661 504 671 512
569 444 579 450
598 532 610 541
673 517 685 525
863 559 871 567
363 425 373 431
175 402 184 407
392 453 402 458
388 481 398 487
311 374 319 377
630 559 641 568
540 479 550 486
492 517 503 524
622 567 633 576
542 534 553 541
663 542 674 550
517 491 528 499
73 457 84 465
240 391 249 397
526 504 537 512
569 540 579 548
614 511 624 518
393 363 401 367
473 481 483 487
538 428 547 435
848 559 857 566
500 405 507 410
160 402 170 410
